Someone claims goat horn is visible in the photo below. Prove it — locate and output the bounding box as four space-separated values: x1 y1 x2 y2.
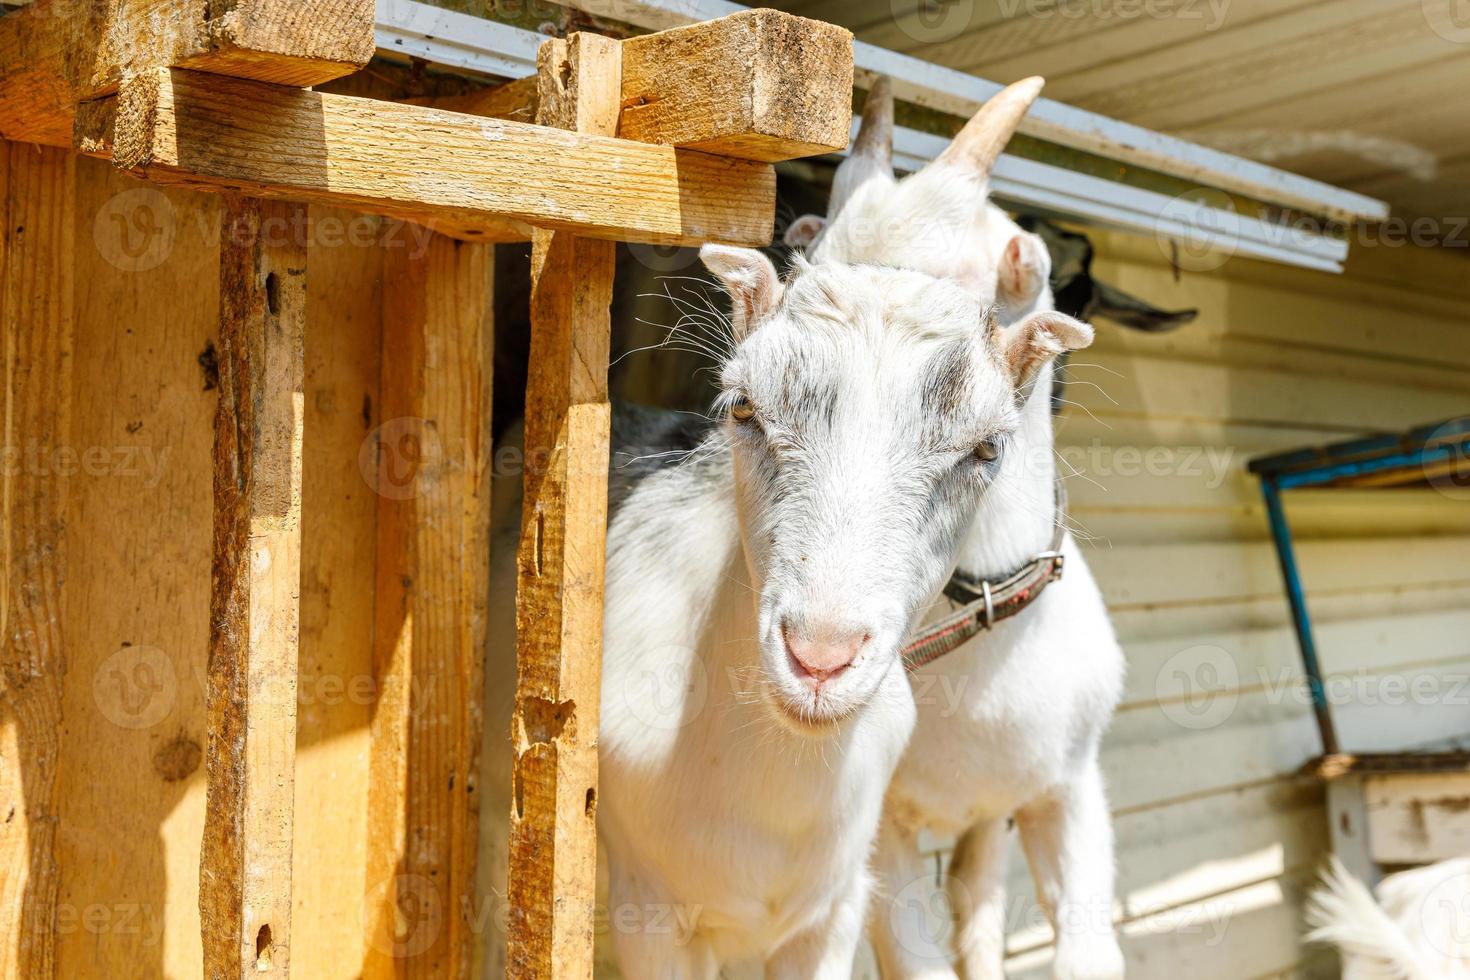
827 75 894 218
933 76 1044 179
852 75 894 172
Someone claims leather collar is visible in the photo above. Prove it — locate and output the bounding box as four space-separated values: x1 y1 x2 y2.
901 483 1068 672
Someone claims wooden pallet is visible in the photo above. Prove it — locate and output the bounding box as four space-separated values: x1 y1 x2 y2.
0 3 853 978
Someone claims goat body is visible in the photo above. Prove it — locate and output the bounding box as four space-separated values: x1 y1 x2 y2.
599 412 914 975
1308 857 1470 980
597 238 1089 974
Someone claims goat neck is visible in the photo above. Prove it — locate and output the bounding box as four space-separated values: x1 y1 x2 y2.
954 358 1060 580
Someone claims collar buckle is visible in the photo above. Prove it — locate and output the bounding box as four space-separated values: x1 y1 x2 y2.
1034 549 1066 583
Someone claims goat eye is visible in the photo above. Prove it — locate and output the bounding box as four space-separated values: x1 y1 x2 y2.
974 439 1001 463
730 396 757 423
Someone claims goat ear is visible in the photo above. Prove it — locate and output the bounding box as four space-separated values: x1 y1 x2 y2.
783 215 827 249
998 232 1049 311
992 309 1093 391
700 245 783 338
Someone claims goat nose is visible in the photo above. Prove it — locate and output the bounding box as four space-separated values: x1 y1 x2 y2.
782 620 869 685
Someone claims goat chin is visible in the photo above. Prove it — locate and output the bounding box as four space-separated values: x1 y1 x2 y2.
1307 857 1470 980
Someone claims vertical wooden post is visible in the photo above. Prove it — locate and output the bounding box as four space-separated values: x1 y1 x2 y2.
507 33 620 980
0 139 74 980
200 197 305 980
364 231 493 979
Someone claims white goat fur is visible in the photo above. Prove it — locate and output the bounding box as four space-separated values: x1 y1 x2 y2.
1307 857 1470 980
798 80 1127 980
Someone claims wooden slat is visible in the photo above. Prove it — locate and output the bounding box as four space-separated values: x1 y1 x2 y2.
363 231 493 979
1365 772 1470 864
74 67 777 248
292 206 387 980
1120 607 1470 708
506 33 618 980
419 75 540 123
1065 350 1470 434
1044 2 1444 133
0 140 74 980
200 197 305 980
617 8 852 161
0 0 374 147
58 159 220 978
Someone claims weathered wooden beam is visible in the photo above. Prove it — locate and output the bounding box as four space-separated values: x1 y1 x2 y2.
0 139 74 980
200 196 305 980
619 8 852 161
418 75 540 123
0 0 375 148
419 10 853 163
290 204 385 980
73 68 776 247
1366 772 1470 865
506 33 618 980
363 232 493 980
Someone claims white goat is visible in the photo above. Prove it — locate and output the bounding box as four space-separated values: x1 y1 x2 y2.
1307 857 1470 979
592 81 1093 978
790 77 1126 980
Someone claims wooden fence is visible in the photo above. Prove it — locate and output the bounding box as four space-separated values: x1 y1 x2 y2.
0 2 853 977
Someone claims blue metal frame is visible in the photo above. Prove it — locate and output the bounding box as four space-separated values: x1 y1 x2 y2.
1249 417 1470 757
1259 478 1339 754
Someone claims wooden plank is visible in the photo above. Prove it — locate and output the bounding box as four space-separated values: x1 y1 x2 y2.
1119 607 1470 708
617 8 852 161
200 197 306 980
1104 659 1470 816
363 231 493 979
0 140 74 980
74 68 777 248
1085 321 1470 397
1085 223 1470 317
1327 778 1380 887
0 0 375 147
1087 535 1470 613
1043 2 1443 133
506 32 618 980
405 9 851 163
291 206 386 980
876 0 1279 78
1365 772 1470 865
57 159 219 979
1064 350 1470 433
420 75 540 123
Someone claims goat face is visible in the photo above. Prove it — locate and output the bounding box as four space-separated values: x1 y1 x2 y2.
701 247 1091 733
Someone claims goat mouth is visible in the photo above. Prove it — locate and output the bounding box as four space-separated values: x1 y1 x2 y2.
767 692 856 735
